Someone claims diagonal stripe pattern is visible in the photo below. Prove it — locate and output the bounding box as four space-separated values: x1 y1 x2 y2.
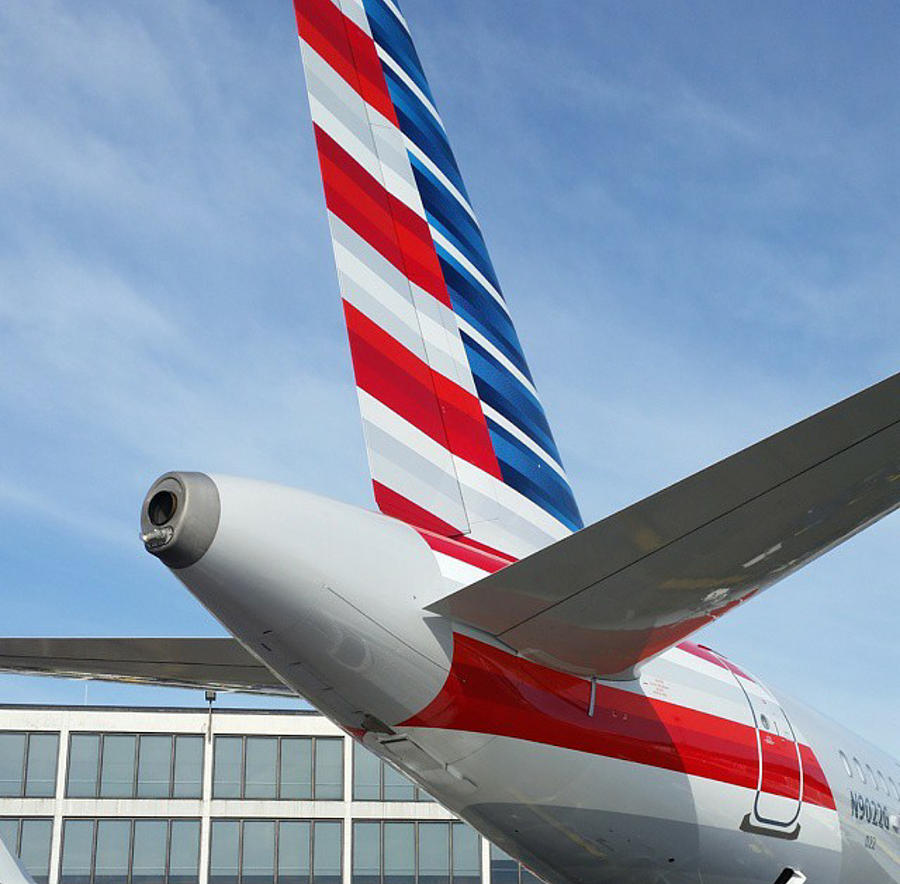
293 0 582 566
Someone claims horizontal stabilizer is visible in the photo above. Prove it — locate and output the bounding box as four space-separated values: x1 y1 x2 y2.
0 637 293 695
429 372 900 677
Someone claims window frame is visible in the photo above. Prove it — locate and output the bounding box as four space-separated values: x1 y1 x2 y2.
60 817 201 884
209 818 342 884
66 733 204 800
351 820 480 884
0 732 60 799
212 736 343 801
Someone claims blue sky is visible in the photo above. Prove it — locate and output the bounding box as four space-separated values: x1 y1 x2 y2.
0 1 897 754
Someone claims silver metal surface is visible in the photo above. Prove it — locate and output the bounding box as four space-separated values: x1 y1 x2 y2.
140 472 221 569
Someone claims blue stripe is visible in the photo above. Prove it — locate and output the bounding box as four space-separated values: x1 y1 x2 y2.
437 251 533 382
487 419 582 531
411 160 501 293
463 334 562 466
380 66 470 204
362 0 435 105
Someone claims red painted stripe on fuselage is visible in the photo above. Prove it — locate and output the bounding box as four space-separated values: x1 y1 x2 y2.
401 633 835 810
295 0 398 124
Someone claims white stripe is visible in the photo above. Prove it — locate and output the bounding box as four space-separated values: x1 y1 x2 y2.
375 44 444 129
403 137 480 227
667 646 746 687
456 316 539 399
432 551 490 588
380 0 411 35
481 402 567 480
336 0 372 33
430 228 510 317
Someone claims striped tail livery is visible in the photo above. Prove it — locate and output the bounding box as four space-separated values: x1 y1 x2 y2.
292 0 582 566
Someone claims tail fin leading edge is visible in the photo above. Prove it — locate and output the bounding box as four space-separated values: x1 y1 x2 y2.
293 0 581 560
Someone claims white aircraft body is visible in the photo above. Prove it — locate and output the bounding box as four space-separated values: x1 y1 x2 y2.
2 3 899 883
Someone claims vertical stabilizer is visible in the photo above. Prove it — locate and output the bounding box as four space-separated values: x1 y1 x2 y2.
293 0 581 561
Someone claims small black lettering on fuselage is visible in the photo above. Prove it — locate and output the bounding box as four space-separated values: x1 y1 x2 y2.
850 791 891 831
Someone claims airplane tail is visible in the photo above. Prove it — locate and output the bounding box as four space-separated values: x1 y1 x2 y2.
292 0 582 563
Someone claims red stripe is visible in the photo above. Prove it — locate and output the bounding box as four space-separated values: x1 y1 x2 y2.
401 633 835 810
416 528 512 574
346 301 447 443
294 0 398 124
449 535 518 565
314 126 451 308
800 744 835 810
374 483 463 537
346 302 501 479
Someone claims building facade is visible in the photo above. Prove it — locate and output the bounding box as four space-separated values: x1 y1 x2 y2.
0 706 534 884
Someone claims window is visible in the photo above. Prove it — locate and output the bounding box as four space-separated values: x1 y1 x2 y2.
314 741 342 801
889 777 900 801
866 765 877 790
100 737 136 799
839 751 852 778
489 846 541 884
877 771 888 795
352 822 480 884
352 746 434 802
213 737 342 800
67 734 203 799
95 819 131 884
853 758 866 783
137 736 172 799
173 736 204 799
170 821 202 884
450 825 479 884
245 739 278 799
60 819 200 884
280 739 312 800
0 818 53 884
210 819 341 884
133 820 167 884
0 733 59 798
